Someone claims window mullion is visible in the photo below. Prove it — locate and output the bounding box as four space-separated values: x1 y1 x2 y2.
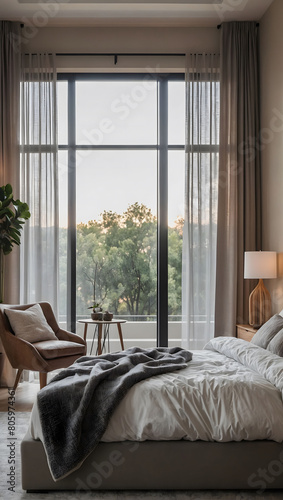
157 78 168 347
67 76 77 332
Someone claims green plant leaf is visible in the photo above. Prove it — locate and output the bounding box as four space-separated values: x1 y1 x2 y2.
5 184 12 196
0 184 31 255
0 207 14 219
1 193 13 208
9 229 21 242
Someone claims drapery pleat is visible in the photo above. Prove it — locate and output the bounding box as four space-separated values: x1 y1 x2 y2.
0 22 22 386
182 53 220 349
215 22 261 337
0 21 21 305
20 53 59 316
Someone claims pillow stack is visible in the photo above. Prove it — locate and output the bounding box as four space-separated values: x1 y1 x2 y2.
251 313 283 356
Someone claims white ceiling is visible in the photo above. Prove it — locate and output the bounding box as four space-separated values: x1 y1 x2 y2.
0 0 274 27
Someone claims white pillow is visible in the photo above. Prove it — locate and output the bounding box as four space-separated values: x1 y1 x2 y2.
5 304 57 343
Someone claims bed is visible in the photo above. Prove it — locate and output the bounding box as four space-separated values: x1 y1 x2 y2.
21 333 283 492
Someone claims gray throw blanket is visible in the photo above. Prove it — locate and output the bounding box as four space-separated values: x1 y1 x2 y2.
37 346 192 481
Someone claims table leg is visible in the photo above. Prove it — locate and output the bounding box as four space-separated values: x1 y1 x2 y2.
83 324 88 342
117 323 125 351
90 325 98 356
100 324 110 354
107 325 110 352
97 324 103 355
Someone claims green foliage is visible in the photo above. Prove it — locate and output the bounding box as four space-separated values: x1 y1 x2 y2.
75 203 183 318
0 184 31 255
87 302 102 311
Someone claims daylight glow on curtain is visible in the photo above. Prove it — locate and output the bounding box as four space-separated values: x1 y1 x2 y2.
182 53 220 349
20 53 59 314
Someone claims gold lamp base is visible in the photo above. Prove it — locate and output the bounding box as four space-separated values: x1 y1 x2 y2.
249 278 271 328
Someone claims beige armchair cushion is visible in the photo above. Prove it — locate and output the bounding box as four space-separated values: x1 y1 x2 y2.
32 340 86 360
5 304 57 343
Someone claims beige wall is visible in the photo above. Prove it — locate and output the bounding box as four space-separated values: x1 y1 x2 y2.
22 26 219 72
260 0 283 313
22 19 283 312
24 26 219 53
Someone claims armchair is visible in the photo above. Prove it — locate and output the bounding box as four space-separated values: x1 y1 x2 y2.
0 302 86 390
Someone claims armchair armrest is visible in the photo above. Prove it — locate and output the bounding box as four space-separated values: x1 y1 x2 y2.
39 302 86 348
56 328 86 347
1 331 50 372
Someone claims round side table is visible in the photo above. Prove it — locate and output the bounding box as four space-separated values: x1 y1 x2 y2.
78 319 126 355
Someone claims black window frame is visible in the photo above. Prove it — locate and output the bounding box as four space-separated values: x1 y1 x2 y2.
57 72 185 347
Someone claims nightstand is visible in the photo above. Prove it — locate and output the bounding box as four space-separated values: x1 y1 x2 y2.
236 324 258 342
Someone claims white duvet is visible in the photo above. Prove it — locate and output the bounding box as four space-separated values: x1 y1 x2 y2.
29 337 283 443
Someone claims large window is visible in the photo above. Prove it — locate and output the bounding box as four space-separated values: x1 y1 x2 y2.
58 74 186 346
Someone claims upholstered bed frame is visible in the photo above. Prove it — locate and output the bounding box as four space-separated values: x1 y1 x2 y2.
21 431 283 491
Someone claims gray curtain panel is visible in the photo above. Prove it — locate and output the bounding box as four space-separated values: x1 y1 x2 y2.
0 21 21 304
215 22 262 337
0 21 21 386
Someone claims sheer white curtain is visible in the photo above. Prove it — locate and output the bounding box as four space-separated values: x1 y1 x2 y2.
182 53 220 349
20 53 59 315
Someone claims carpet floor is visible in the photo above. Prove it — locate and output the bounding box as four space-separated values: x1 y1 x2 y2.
0 412 282 500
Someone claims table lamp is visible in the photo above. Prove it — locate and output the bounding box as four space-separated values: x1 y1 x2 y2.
244 251 277 328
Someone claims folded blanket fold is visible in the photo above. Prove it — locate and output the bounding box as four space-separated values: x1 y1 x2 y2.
37 346 192 481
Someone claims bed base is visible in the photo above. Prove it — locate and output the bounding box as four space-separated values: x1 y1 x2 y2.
21 430 283 491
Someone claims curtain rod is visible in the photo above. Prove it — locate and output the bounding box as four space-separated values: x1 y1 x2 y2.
23 52 217 57
23 52 187 65
23 52 220 65
217 22 259 29
59 53 187 65
57 53 186 57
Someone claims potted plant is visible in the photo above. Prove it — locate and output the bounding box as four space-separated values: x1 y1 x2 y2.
103 310 113 321
0 184 31 302
88 302 103 320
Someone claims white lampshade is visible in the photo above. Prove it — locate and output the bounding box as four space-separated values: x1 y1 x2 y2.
244 251 277 279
